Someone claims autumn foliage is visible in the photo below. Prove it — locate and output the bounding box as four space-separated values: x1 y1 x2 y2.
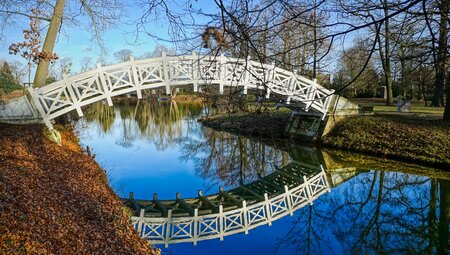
0 124 157 254
8 9 58 64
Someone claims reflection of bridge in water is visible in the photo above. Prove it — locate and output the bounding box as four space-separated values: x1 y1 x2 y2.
124 159 340 247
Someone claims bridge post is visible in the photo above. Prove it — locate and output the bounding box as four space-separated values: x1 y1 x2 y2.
164 209 172 248
129 56 142 99
242 56 252 95
27 87 52 128
304 78 317 112
303 176 314 205
284 185 293 216
192 52 199 93
161 52 171 95
264 193 272 226
192 208 198 246
242 200 249 234
219 53 226 94
219 205 224 241
288 73 297 94
137 208 145 236
264 62 275 99
63 74 83 117
96 63 113 106
320 165 332 193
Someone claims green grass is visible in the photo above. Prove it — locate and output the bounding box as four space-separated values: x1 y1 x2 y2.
350 99 444 115
321 116 450 169
0 78 22 93
369 103 443 114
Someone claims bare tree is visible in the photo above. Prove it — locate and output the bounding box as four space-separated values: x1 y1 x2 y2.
0 0 124 87
80 56 93 72
114 49 133 62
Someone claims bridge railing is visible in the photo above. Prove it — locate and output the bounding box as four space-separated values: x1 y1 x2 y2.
28 53 334 125
131 169 330 247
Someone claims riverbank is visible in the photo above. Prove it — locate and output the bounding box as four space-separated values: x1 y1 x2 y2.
321 115 450 169
200 113 450 170
200 112 291 139
0 124 157 254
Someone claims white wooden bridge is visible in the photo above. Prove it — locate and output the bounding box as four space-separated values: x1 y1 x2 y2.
27 53 335 127
124 162 331 247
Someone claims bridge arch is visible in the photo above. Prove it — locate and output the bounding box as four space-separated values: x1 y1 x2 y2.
28 53 335 126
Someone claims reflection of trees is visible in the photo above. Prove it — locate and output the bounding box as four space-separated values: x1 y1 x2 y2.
84 100 203 150
84 102 115 133
274 163 449 255
180 128 290 192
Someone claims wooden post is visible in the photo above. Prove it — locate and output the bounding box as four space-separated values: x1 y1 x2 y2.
130 56 142 99
289 74 297 93
193 208 198 246
153 193 168 217
192 52 199 93
97 63 113 106
284 185 293 216
129 192 141 211
265 62 275 99
242 200 249 234
176 192 195 216
219 53 225 94
320 165 332 193
264 193 272 226
162 52 171 95
137 208 145 236
242 56 252 94
303 176 313 205
27 87 52 128
198 190 219 213
164 209 172 248
219 205 224 241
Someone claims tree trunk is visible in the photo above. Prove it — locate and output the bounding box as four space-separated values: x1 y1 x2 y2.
438 179 449 255
383 0 393 105
432 0 449 109
33 0 66 88
444 72 450 120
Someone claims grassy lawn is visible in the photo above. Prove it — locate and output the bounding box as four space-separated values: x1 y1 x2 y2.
321 115 450 169
350 98 445 115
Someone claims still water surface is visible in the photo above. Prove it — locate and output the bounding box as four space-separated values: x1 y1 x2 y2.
76 100 449 255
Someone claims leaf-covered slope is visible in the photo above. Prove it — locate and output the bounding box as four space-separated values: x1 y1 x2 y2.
0 124 157 255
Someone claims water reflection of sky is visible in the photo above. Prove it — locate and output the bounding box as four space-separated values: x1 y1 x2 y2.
76 101 449 255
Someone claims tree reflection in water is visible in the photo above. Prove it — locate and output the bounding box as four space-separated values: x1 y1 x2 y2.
80 101 448 254
180 128 290 193
274 149 449 255
83 100 203 150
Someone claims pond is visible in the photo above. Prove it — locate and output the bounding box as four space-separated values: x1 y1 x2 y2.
76 100 449 255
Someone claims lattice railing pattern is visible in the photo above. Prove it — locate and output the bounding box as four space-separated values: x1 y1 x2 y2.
28 53 335 125
132 170 330 247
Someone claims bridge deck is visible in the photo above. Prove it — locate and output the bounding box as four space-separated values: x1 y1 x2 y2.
27 53 335 127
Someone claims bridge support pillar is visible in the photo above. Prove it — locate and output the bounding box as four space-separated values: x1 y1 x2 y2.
130 56 142 99
162 52 171 95
97 63 113 106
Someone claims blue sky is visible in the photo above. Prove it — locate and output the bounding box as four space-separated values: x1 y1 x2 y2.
0 1 199 79
0 1 361 82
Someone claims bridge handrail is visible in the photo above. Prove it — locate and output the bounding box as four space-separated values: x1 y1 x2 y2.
131 169 330 247
28 53 335 126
